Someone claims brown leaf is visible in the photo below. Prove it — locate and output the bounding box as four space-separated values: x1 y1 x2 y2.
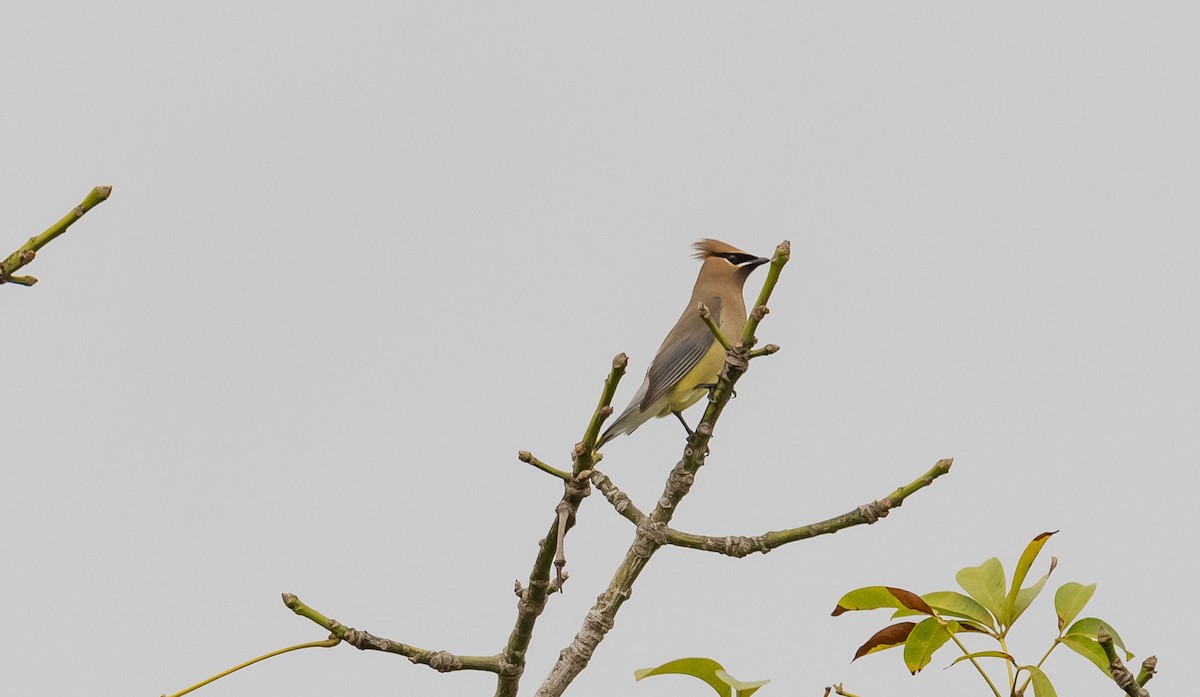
853 622 917 661
886 587 934 614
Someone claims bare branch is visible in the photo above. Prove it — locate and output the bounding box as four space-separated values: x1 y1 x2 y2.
281 593 501 673
496 354 627 697
588 468 646 525
664 459 954 556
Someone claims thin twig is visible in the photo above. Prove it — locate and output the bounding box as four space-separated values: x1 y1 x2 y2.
740 240 790 349
580 353 628 455
552 502 571 591
518 451 571 481
698 302 732 351
748 343 780 359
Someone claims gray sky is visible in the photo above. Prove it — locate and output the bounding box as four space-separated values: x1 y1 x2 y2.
2 3 1195 696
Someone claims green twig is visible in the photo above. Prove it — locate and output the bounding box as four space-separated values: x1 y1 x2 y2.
518 451 571 481
1137 656 1157 687
580 352 627 457
697 302 732 351
1 185 111 286
161 636 340 697
740 240 790 348
748 343 779 359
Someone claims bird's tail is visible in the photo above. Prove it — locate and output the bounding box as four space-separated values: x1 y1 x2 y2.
596 402 644 448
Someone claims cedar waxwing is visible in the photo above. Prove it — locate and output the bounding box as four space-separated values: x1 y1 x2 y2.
597 239 770 448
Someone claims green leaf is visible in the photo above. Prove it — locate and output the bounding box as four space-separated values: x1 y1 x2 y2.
832 586 933 616
1003 531 1056 624
715 669 770 697
634 658 768 697
1062 618 1134 676
634 657 732 697
1010 556 1057 626
1062 634 1110 674
948 651 1016 668
852 622 916 661
903 618 958 674
892 591 996 630
1066 617 1133 659
955 558 1007 624
1021 665 1058 697
1054 582 1096 630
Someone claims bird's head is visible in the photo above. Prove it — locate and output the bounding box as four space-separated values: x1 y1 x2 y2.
692 238 770 286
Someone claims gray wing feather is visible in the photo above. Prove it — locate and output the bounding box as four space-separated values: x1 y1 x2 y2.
639 296 721 412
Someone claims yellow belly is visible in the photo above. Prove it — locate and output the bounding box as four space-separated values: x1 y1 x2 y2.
656 341 727 416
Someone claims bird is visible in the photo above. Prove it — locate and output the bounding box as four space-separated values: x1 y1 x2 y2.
596 239 770 448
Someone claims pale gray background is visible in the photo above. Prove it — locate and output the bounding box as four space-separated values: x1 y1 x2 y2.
1 3 1195 696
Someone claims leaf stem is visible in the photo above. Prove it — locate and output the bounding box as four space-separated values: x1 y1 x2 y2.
937 613 1003 697
1015 636 1063 695
161 637 340 697
997 635 1015 689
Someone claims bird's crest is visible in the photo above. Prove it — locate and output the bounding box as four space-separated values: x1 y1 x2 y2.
691 238 747 259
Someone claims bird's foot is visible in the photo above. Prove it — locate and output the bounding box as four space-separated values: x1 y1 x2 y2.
697 382 735 400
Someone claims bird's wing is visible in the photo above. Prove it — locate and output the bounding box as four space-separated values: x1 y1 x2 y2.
639 295 722 412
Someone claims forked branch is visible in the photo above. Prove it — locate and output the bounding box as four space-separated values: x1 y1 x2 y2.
495 353 628 697
534 241 793 697
166 239 956 697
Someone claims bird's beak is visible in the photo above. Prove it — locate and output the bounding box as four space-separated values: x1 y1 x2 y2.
749 256 770 268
